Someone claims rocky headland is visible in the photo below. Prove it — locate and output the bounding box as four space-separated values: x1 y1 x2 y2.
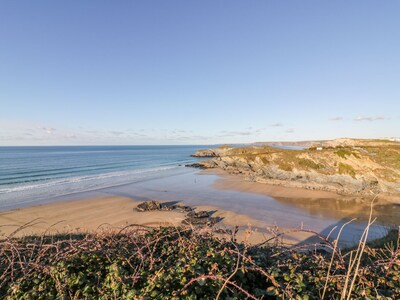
190 139 400 199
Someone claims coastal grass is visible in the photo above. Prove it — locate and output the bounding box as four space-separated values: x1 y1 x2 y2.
338 163 356 178
335 149 360 159
298 158 324 170
1 223 399 299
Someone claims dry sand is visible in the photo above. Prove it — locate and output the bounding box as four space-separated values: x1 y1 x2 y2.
0 196 314 245
0 196 181 236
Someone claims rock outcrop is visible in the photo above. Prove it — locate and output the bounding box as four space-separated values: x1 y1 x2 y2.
191 145 234 157
135 201 222 226
136 201 194 212
189 139 400 197
136 200 162 212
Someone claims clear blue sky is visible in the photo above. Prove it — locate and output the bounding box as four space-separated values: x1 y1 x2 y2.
1 1 399 145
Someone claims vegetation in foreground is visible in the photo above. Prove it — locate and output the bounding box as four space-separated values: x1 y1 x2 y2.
1 225 399 299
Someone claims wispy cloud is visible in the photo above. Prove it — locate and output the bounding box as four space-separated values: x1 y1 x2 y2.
86 130 99 134
270 123 283 127
64 134 77 139
41 127 56 134
285 129 294 133
218 132 247 137
171 129 192 134
353 116 388 122
165 134 210 141
218 129 262 137
109 131 125 136
330 117 343 121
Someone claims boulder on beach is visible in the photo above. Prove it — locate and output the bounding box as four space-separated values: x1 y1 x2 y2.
187 211 210 218
136 201 195 213
136 201 162 212
160 204 194 212
174 205 193 212
184 216 220 226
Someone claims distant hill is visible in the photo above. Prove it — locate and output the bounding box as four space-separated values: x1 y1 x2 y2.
252 140 324 148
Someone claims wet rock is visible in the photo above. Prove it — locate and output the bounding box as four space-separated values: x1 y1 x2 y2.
174 205 193 212
184 217 220 226
187 160 218 169
160 205 176 211
160 204 193 212
136 201 161 212
187 211 210 218
185 163 208 169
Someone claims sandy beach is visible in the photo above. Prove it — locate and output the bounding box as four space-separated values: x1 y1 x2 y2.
0 195 317 245
1 169 397 247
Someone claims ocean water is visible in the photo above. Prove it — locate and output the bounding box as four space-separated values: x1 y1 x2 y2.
0 145 208 210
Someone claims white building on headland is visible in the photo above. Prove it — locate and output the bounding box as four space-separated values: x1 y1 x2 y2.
385 137 400 142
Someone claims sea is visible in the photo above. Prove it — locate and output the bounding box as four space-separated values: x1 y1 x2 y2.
0 145 207 210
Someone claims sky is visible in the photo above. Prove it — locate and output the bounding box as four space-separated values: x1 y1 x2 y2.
1 1 399 145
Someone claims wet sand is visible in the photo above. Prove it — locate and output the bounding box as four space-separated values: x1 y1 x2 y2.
210 169 400 224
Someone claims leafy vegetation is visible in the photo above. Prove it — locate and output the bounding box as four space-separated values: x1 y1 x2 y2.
298 158 324 170
338 162 356 178
335 149 360 159
1 225 399 299
277 161 293 172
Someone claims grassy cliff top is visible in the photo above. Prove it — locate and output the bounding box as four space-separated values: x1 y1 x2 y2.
209 139 400 183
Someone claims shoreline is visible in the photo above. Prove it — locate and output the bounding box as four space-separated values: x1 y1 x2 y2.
0 195 316 245
208 168 400 225
1 168 397 247
207 169 400 204
206 168 342 200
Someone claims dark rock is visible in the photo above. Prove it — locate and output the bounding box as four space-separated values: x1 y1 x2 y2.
161 204 193 212
174 205 193 212
183 217 220 226
160 205 176 211
136 201 161 212
187 211 210 218
138 202 195 213
185 163 207 169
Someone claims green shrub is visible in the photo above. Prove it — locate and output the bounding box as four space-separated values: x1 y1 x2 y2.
298 158 324 170
335 149 360 159
338 162 356 178
1 227 399 299
278 161 293 171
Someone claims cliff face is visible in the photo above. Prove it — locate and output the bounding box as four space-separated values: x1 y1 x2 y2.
191 140 400 197
191 145 233 157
